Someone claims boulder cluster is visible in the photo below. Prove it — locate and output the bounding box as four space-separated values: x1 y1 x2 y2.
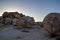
1 12 35 29
0 12 60 37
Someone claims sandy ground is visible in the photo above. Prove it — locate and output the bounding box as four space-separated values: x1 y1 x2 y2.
0 25 56 40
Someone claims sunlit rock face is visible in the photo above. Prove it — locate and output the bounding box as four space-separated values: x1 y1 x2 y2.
12 18 18 26
2 12 35 29
43 13 60 36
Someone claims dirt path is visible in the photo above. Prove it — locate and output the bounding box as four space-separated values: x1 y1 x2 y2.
0 25 55 40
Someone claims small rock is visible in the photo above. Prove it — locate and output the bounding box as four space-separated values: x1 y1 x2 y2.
17 36 22 39
21 29 30 32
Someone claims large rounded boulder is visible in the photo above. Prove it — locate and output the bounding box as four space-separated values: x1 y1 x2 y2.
43 13 60 36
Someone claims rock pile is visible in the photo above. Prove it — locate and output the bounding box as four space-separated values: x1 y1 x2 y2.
2 12 35 29
1 12 60 37
43 13 60 36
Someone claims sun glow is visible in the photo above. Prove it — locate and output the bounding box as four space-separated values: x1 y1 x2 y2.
4 7 19 12
2 5 21 12
0 6 21 16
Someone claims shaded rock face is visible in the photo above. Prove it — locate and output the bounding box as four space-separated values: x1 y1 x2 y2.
2 12 9 18
16 16 35 29
2 12 21 19
0 16 3 23
2 12 20 24
34 22 43 27
4 18 12 25
43 13 60 36
2 12 35 29
0 16 5 27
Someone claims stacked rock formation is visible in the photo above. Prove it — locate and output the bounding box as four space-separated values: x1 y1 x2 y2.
43 13 60 36
2 12 35 29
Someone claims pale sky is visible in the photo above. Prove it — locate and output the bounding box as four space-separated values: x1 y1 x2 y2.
0 0 60 22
